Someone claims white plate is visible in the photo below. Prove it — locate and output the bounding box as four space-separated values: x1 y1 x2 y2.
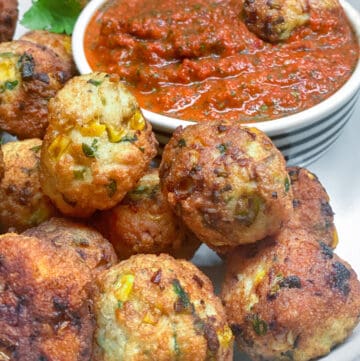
14 1 360 360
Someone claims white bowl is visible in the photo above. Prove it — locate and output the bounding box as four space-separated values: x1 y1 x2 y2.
72 0 360 166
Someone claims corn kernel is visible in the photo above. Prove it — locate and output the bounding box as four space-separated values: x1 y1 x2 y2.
0 58 17 81
48 135 71 161
129 110 145 131
106 124 126 143
114 274 134 302
143 312 158 325
332 228 339 248
254 267 266 286
306 171 316 180
217 326 233 348
79 122 106 137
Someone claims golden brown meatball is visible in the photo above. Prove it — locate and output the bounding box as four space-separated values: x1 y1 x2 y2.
284 166 338 248
0 40 73 139
221 231 360 361
243 0 310 42
93 168 201 261
20 30 77 76
40 72 158 217
94 254 233 361
0 0 18 43
0 139 58 233
23 217 118 277
0 233 95 361
159 122 293 252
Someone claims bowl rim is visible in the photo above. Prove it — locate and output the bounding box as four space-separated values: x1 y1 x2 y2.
72 0 360 136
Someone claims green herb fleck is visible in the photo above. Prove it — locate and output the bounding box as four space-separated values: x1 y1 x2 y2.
73 167 87 180
82 139 98 158
87 79 102 86
252 314 268 336
177 138 186 148
216 143 228 154
260 104 268 112
0 80 19 93
120 134 138 143
172 279 190 309
117 300 123 309
107 179 117 197
30 144 42 153
284 176 290 193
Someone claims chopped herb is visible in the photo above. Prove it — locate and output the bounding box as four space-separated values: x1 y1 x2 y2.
117 300 123 309
216 143 228 154
30 144 42 153
291 91 300 99
284 176 290 192
87 79 102 86
252 314 268 336
260 104 268 112
82 139 98 158
119 134 138 143
177 138 186 147
172 279 191 312
73 167 86 180
0 80 19 93
106 179 117 197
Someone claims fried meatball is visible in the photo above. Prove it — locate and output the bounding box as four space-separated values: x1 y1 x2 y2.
0 0 18 42
284 166 338 248
23 217 117 277
221 231 360 361
20 30 77 76
94 254 233 361
40 72 158 217
93 168 201 261
159 122 293 252
243 0 309 42
0 40 73 139
0 139 58 233
0 233 95 361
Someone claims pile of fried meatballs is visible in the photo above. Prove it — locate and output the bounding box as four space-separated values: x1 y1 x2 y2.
0 2 359 361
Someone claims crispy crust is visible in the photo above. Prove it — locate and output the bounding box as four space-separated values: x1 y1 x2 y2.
0 233 95 361
0 0 18 42
23 217 118 277
40 73 158 217
20 30 78 76
93 168 201 260
221 231 360 361
0 139 58 233
0 40 73 139
94 254 233 361
283 166 338 248
160 122 293 251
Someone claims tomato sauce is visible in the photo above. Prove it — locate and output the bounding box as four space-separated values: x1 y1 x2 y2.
84 0 359 123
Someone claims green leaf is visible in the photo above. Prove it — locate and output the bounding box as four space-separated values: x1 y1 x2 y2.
20 0 83 35
82 139 98 158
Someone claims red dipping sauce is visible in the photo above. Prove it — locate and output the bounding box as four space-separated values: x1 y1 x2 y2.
84 0 359 123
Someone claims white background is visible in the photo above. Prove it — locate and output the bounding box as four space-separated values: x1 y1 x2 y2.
14 1 360 360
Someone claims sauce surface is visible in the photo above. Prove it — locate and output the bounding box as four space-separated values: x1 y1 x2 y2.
85 0 359 123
